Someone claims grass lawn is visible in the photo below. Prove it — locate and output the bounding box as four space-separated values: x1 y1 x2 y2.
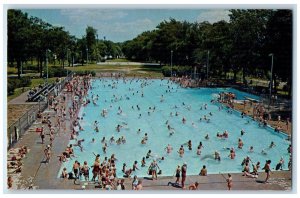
66 64 163 77
106 58 130 62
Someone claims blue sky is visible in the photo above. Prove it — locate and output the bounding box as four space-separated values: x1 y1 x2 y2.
22 9 230 42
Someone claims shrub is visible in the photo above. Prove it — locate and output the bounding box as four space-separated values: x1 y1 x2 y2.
44 66 69 78
162 65 192 77
7 76 32 96
73 70 96 77
7 82 14 95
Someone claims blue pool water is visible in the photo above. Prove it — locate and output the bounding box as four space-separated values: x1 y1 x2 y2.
58 78 290 178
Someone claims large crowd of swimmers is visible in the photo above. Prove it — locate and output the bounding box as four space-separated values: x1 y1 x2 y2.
9 74 292 190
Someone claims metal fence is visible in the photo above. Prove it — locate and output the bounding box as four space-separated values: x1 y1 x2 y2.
7 72 73 150
7 101 48 149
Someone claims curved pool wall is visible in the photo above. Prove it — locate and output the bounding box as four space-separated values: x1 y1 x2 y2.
58 79 290 178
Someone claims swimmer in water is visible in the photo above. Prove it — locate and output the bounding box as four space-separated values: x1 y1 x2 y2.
192 122 197 128
141 157 146 167
269 141 276 148
214 150 221 161
141 138 147 144
197 146 202 155
249 146 254 152
187 140 192 150
178 145 185 157
146 150 152 159
275 157 284 170
228 149 236 159
116 138 122 145
238 138 244 149
165 144 173 154
241 129 245 136
261 149 267 155
198 142 204 149
110 136 115 144
205 134 209 140
102 143 108 154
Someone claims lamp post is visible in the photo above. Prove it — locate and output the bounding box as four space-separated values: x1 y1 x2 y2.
66 49 69 67
171 50 173 77
45 49 51 104
207 50 210 79
269 53 274 108
86 47 89 65
97 34 99 63
45 49 51 86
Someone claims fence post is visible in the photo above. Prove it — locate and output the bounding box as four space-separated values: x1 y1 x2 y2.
27 111 29 125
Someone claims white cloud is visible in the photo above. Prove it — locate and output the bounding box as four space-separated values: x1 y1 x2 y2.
197 10 230 23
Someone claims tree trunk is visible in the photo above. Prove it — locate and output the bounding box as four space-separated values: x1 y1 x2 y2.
233 69 237 83
242 66 247 85
17 59 21 79
273 75 277 94
39 57 43 78
288 78 292 97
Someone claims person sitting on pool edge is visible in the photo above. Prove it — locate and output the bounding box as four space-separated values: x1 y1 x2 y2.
189 182 199 190
199 165 207 176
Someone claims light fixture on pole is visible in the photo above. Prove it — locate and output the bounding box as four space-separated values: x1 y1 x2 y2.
66 48 69 67
45 49 51 103
86 47 89 65
171 50 173 77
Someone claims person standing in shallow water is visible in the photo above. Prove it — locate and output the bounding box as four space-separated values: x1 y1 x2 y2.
174 165 181 184
262 160 272 183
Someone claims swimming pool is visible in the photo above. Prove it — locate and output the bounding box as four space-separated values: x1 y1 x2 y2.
58 78 290 179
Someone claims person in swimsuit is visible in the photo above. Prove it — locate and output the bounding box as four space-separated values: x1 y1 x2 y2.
188 182 199 190
181 162 187 189
165 144 173 154
174 165 181 184
40 129 45 144
92 160 100 181
262 160 272 183
199 165 207 176
61 168 68 179
44 145 51 163
72 161 80 179
141 157 146 167
178 145 185 157
238 138 244 149
82 161 90 181
132 175 139 190
227 174 233 190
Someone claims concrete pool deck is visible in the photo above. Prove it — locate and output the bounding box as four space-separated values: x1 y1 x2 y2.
6 87 292 192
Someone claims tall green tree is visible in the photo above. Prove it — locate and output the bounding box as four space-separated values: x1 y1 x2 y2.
7 10 31 78
229 9 272 83
85 26 97 62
